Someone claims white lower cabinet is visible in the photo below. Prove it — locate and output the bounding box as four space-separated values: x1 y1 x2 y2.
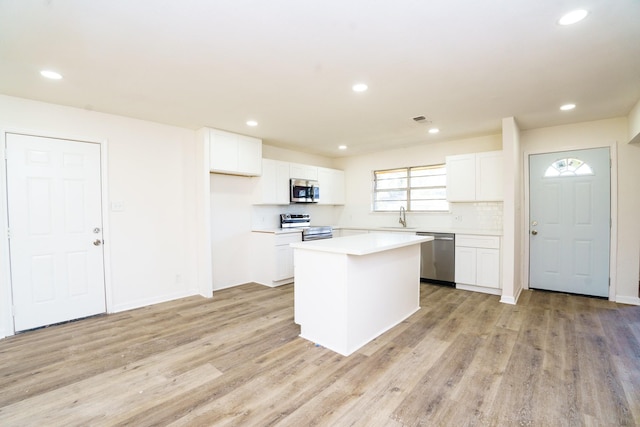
454 246 476 285
251 232 302 286
476 248 501 287
455 234 501 295
274 241 294 282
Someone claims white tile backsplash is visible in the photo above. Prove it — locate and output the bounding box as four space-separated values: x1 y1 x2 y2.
450 202 503 231
335 201 503 233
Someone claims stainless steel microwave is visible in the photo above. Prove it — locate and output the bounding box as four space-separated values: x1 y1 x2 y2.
290 179 319 203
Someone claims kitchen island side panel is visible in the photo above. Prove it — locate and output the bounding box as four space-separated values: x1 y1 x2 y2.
294 249 349 352
293 243 421 356
346 244 421 353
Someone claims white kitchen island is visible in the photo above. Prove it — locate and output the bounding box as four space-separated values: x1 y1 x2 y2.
291 233 433 356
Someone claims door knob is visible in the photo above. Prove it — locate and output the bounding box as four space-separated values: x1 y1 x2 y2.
93 239 102 246
531 230 538 235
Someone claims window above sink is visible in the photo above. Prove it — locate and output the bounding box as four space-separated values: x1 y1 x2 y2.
372 164 449 213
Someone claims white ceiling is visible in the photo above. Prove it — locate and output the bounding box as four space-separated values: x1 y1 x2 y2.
1 0 639 157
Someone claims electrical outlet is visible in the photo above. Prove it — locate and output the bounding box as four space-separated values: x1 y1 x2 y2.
111 201 124 212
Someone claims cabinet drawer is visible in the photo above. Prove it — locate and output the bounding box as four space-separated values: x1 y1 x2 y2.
275 232 302 246
456 234 500 249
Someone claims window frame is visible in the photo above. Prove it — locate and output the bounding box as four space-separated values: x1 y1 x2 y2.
372 163 449 212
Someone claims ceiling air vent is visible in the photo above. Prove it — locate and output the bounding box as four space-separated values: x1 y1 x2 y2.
412 115 431 124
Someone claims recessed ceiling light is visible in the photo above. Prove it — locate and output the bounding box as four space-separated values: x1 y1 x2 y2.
338 145 348 150
246 120 258 127
558 10 588 26
40 70 62 80
352 83 368 92
428 128 440 134
560 103 576 111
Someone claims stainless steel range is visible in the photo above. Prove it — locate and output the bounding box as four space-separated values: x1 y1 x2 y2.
280 213 333 241
301 226 333 241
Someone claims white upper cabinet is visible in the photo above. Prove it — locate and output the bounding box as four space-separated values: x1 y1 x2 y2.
317 167 345 205
475 151 503 201
256 158 291 205
446 154 476 201
289 162 318 181
253 159 344 205
208 128 262 176
446 150 503 202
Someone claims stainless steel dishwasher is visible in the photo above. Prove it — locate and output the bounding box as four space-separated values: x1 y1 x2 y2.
417 232 455 286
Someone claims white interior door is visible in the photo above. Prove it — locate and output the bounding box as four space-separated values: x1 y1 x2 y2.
6 133 106 331
529 148 610 297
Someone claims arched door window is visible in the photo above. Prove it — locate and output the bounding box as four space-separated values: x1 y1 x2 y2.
544 158 594 177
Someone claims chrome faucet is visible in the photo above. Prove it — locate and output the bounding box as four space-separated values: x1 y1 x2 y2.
399 206 407 228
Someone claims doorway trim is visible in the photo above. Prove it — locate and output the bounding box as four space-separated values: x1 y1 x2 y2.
522 141 618 301
0 128 113 338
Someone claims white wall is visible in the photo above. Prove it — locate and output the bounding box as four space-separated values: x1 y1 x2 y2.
0 95 201 337
263 145 336 168
501 117 523 304
521 117 639 303
333 134 503 231
629 98 640 144
210 173 256 290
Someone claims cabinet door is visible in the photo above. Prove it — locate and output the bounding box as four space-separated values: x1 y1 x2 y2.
446 154 476 201
258 159 290 204
275 244 294 281
455 246 476 285
209 129 238 173
290 163 318 180
274 161 291 204
476 151 503 201
237 135 262 176
476 248 500 288
317 167 333 205
317 167 345 205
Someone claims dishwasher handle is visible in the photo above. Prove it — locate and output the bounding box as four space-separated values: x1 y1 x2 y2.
416 233 455 241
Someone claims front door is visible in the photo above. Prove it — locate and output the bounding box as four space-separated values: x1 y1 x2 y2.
529 147 610 297
6 133 106 331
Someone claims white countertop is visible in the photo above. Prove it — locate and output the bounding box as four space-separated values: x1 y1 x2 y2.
251 226 502 237
251 228 303 235
333 226 503 236
290 233 433 256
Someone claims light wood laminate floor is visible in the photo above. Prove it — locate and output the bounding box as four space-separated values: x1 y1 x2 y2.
1 283 639 426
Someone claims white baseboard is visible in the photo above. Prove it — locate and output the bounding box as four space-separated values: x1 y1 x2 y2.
500 295 516 305
615 295 640 306
252 278 294 288
500 286 523 305
111 290 196 313
456 283 501 296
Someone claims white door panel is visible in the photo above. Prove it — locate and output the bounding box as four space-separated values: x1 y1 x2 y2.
7 133 106 331
529 148 610 297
